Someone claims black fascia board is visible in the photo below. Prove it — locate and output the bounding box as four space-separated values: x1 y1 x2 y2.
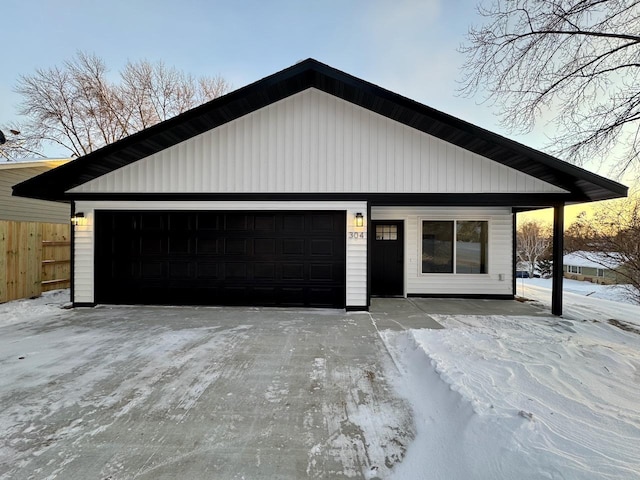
13 58 627 202
62 192 586 207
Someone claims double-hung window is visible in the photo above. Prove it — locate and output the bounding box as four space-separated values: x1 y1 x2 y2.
421 220 488 274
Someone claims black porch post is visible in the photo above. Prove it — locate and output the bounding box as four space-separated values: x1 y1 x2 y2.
551 203 565 315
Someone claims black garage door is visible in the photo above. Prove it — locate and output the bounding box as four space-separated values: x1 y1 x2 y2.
95 211 346 307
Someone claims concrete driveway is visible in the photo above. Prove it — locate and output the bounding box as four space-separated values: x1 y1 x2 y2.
0 302 437 479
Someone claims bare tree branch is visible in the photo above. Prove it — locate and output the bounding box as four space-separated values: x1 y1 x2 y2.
460 0 640 179
15 52 231 158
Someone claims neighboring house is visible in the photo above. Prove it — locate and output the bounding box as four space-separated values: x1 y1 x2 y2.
0 159 70 223
13 59 627 314
563 251 626 285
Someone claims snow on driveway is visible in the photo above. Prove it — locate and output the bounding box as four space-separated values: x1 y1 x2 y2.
3 288 639 479
0 291 413 479
381 284 640 479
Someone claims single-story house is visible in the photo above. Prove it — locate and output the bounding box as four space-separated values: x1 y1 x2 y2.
13 59 627 314
563 251 626 285
0 159 70 223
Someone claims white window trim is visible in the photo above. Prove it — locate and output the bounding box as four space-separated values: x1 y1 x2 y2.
418 217 491 276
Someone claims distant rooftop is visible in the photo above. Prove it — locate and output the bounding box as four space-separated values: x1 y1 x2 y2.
0 158 70 170
563 251 624 270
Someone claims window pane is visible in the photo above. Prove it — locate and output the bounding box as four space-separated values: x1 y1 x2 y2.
456 221 488 274
422 221 453 273
376 225 397 240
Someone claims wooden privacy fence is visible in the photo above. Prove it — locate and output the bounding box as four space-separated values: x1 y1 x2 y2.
0 221 71 303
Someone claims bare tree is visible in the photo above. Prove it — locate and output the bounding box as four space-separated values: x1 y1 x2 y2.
460 1 640 177
517 220 551 277
0 126 43 161
565 195 640 303
15 52 230 157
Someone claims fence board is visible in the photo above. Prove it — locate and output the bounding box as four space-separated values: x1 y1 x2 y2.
0 221 70 303
41 223 71 292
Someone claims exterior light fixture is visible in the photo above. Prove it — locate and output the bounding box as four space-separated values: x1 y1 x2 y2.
71 212 85 226
355 212 364 227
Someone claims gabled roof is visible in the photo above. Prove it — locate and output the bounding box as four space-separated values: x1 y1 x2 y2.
13 58 627 202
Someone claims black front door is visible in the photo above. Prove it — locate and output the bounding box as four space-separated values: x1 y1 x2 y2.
371 221 404 296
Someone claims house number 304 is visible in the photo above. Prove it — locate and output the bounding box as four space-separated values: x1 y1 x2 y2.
348 232 366 239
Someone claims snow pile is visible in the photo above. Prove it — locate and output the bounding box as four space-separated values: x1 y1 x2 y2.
383 309 640 479
0 289 69 327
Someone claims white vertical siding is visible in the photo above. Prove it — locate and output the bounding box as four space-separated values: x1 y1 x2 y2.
73 211 94 303
69 89 567 196
73 201 368 307
372 206 513 296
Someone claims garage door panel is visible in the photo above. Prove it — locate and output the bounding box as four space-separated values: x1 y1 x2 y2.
310 239 334 256
141 261 164 279
168 261 192 279
311 213 335 231
225 215 248 230
168 237 190 254
282 239 304 255
224 238 247 255
95 210 345 307
196 237 219 254
310 264 333 281
254 263 276 280
197 213 220 230
254 215 276 231
140 213 164 230
282 264 304 280
282 214 305 231
196 262 219 279
254 238 276 255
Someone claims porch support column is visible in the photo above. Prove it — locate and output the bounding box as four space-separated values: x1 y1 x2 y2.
551 203 565 316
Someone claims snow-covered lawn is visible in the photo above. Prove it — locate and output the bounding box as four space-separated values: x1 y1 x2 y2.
383 282 640 479
518 276 638 307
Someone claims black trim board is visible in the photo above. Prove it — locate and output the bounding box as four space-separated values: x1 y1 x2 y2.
13 59 626 203
63 192 586 208
512 212 517 297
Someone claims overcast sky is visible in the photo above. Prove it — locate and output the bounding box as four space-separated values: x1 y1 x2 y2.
0 0 632 192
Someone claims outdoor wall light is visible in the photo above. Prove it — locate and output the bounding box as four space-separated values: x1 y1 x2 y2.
355 212 364 227
71 212 85 226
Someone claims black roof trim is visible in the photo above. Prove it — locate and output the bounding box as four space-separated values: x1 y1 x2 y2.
60 192 585 207
13 58 627 202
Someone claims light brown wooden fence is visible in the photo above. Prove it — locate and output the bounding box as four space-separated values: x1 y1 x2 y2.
0 221 70 303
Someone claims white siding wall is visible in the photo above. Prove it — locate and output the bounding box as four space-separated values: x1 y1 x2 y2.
70 89 567 195
372 206 513 296
74 200 368 307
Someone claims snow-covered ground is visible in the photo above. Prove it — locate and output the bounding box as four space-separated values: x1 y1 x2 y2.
384 281 640 479
2 288 639 479
517 276 638 307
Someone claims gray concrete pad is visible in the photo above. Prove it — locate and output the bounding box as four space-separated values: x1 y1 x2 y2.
369 298 445 330
1 306 414 479
405 297 550 317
